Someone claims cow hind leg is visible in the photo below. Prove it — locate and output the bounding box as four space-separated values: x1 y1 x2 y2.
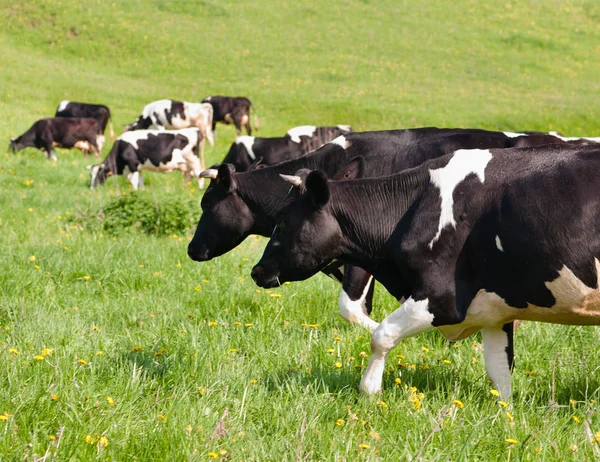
360 297 435 394
44 146 57 161
481 323 514 399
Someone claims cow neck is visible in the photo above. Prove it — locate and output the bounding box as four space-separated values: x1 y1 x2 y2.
235 148 351 234
330 167 429 266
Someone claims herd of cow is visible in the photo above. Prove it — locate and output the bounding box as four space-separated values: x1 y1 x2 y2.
9 97 600 399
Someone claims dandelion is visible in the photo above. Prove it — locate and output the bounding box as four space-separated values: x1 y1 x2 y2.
29 255 36 262
51 394 57 401
82 275 90 281
421 346 430 352
131 346 143 352
442 359 451 365
334 337 342 342
394 377 402 385
335 362 342 368
499 401 508 408
78 359 89 366
376 400 388 408
308 323 319 328
208 452 219 459
98 435 108 447
569 399 576 408
269 293 281 298
197 387 206 394
569 444 578 453
49 435 55 441
359 443 370 449
139 264 144 268
506 411 514 422
34 265 40 270
41 348 53 356
327 348 335 354
209 321 218 327
219 450 228 456
524 370 534 375
490 389 499 397
572 416 581 423
0 413 13 421
452 400 464 409
234 321 242 326
107 397 114 406
9 348 19 355
250 379 257 384
505 438 518 444
157 414 167 422
84 435 95 444
176 263 182 268
194 285 201 291
336 419 344 426
34 355 45 361
359 351 367 358
245 323 253 327
96 351 103 356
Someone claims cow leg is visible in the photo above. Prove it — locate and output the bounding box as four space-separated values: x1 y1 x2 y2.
44 146 58 161
198 139 206 189
129 171 144 190
338 265 378 332
360 297 434 394
241 114 251 136
481 323 514 399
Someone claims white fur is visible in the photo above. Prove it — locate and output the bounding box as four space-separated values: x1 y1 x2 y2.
236 136 256 160
548 132 600 144
287 125 317 143
337 124 352 132
338 276 379 332
503 131 527 138
329 135 350 149
428 149 493 249
482 327 512 398
57 100 69 112
495 235 504 252
360 298 434 394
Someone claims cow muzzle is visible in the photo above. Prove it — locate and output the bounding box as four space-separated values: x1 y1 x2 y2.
251 264 282 288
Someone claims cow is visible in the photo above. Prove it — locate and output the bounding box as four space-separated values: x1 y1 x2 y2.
55 101 115 144
252 144 600 398
9 117 102 161
202 96 258 135
88 127 202 190
221 125 353 172
188 128 587 333
125 99 215 185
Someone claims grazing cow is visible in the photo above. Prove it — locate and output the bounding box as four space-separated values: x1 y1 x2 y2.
222 125 353 172
9 118 102 161
55 100 115 142
88 127 202 190
202 96 258 135
252 144 600 398
125 99 215 184
188 128 584 332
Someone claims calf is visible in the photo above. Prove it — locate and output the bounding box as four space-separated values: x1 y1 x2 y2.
202 96 258 135
9 117 102 161
252 144 600 398
55 100 115 142
89 128 202 190
222 125 353 172
188 128 584 332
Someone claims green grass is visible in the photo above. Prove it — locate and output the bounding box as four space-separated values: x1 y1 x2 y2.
1 0 600 459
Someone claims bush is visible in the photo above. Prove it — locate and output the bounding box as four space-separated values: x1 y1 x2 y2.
71 194 200 236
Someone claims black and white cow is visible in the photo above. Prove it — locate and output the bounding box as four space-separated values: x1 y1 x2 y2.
9 117 102 161
188 128 586 333
89 127 202 190
55 100 115 141
221 125 353 172
252 144 600 397
202 96 258 135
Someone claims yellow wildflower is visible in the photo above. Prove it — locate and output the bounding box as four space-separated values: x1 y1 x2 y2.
490 389 499 397
360 443 370 449
78 359 89 366
569 444 578 453
452 400 464 409
245 323 253 327
29 256 36 262
131 346 143 352
359 351 367 358
197 387 206 394
443 359 451 364
157 414 167 422
208 452 219 459
98 435 108 447
234 321 242 326
569 399 576 408
0 413 13 421
394 378 402 385
572 416 581 423
499 401 508 408
51 394 57 401
84 435 95 444
219 450 228 456
82 275 90 281
505 438 518 444
34 355 45 361
376 400 388 408
334 337 342 342
107 397 114 406
9 348 19 355
209 321 218 327
506 411 514 421
49 435 55 441
41 348 53 356
335 362 342 368
336 419 344 426
250 379 257 384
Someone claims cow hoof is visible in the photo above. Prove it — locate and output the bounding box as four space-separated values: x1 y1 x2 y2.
359 378 382 395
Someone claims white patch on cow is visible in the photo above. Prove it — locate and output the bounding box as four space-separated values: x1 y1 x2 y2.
495 235 504 252
129 171 141 190
204 96 212 101
97 134 105 152
236 136 256 160
360 297 434 394
240 115 249 126
547 132 600 144
428 149 493 249
74 141 91 153
436 258 600 343
119 130 152 149
89 164 101 189
329 135 350 149
142 99 172 120
57 100 69 112
337 124 352 132
287 125 317 143
338 276 379 332
503 131 527 138
481 326 512 398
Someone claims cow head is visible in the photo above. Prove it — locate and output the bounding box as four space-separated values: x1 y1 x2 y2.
187 164 257 261
88 163 111 189
9 136 21 153
252 169 342 288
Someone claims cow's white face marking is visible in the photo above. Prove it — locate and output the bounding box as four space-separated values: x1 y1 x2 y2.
428 149 493 249
360 297 434 394
495 235 504 252
437 258 600 342
329 135 350 149
236 136 256 160
337 124 352 132
57 100 69 112
287 125 317 143
89 164 101 189
547 132 600 144
338 276 379 332
481 326 512 398
503 131 527 138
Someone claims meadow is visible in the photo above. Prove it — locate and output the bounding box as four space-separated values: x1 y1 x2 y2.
1 0 600 460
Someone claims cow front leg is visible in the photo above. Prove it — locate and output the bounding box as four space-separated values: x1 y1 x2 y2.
339 265 378 332
481 323 514 399
360 297 435 394
45 148 58 161
129 171 144 190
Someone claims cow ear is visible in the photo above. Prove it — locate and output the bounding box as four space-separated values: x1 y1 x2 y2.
305 170 330 209
217 163 237 192
331 156 365 181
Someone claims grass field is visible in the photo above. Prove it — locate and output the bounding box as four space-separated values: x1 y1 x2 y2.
1 0 600 460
